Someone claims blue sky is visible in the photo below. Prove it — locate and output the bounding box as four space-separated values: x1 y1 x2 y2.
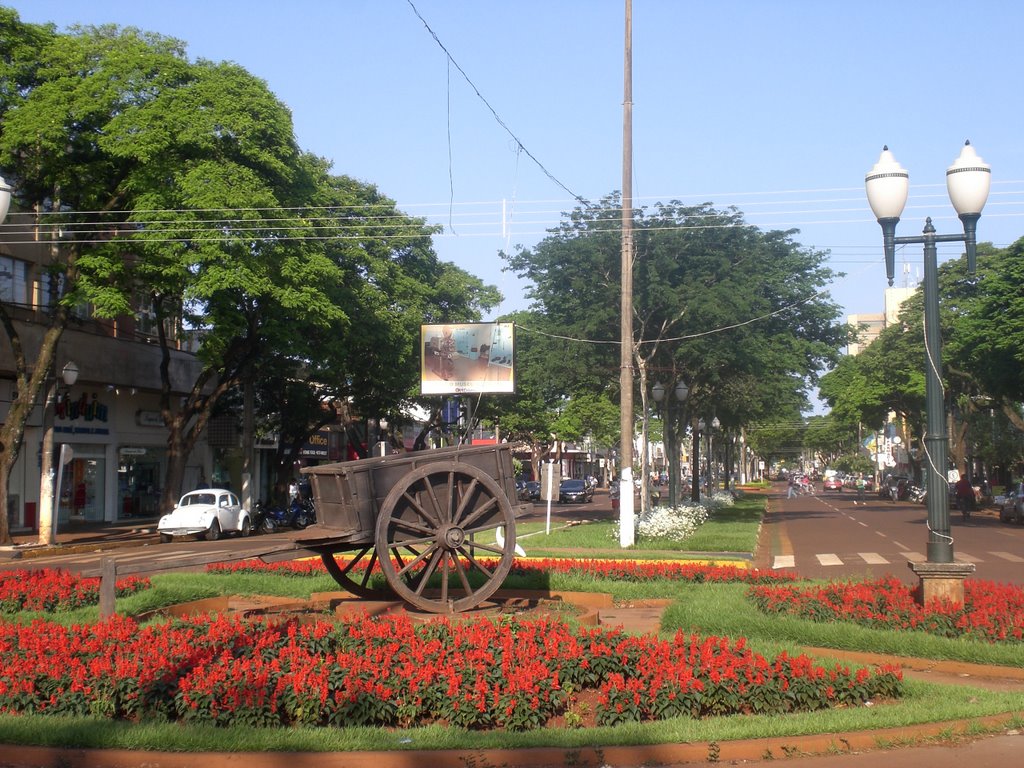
8 0 1024 324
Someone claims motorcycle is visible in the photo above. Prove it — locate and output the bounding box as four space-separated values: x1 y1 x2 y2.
907 485 926 505
250 501 277 534
264 498 315 530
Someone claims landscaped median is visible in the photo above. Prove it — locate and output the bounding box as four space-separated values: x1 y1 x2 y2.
1 490 1021 760
0 557 1022 759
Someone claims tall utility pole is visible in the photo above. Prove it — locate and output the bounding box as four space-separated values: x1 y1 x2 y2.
618 0 635 547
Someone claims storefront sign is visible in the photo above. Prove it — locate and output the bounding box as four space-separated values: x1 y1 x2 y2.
120 447 148 456
300 431 330 458
136 410 164 427
55 392 108 423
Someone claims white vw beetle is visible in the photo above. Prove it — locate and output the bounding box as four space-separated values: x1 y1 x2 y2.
158 488 250 543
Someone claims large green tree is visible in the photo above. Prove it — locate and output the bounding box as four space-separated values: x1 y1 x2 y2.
0 14 500 530
503 196 847 498
819 239 1024 480
252 173 500 499
0 14 193 542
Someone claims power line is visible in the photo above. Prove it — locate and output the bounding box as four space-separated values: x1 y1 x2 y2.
405 0 590 207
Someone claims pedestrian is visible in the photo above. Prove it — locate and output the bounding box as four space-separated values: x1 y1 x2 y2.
954 473 974 520
786 475 798 499
855 473 866 505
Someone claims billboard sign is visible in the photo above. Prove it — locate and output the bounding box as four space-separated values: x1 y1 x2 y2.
420 322 515 395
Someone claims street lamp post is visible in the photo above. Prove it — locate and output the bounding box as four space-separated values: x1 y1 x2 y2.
865 142 990 603
38 361 79 545
652 379 689 508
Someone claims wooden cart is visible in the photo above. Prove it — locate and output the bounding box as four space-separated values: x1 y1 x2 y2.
298 443 528 613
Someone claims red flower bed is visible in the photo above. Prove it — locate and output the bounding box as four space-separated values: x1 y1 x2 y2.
0 613 902 730
207 557 795 585
748 576 1024 643
0 569 150 613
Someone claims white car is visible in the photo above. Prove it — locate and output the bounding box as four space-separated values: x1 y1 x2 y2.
157 489 250 543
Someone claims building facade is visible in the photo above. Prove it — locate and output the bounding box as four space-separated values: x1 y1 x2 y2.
1 209 212 533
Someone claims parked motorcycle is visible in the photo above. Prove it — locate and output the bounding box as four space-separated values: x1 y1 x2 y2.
907 485 926 505
264 498 315 530
250 501 277 534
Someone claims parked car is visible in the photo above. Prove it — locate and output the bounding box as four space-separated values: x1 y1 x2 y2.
559 478 594 503
822 473 843 492
999 482 1024 524
519 481 541 502
158 488 250 543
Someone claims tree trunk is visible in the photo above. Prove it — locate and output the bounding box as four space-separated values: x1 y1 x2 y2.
0 307 66 544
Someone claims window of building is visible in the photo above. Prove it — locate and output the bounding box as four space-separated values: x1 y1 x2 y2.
0 256 30 306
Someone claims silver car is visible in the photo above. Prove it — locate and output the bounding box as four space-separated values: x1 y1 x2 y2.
999 483 1024 524
158 488 250 542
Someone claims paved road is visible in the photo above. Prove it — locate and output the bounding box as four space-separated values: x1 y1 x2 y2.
760 484 1024 585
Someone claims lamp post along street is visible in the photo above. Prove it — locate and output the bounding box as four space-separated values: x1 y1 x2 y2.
652 379 689 509
38 361 79 545
865 142 989 602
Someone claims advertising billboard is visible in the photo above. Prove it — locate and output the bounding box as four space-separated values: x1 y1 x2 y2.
420 322 515 395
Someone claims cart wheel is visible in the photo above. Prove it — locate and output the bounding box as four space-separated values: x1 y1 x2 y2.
319 544 392 599
375 461 517 613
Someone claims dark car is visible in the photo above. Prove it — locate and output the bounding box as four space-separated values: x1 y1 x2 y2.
519 481 541 502
559 478 593 503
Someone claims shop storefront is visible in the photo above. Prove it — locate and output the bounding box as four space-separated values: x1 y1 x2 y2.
117 446 168 519
5 394 206 531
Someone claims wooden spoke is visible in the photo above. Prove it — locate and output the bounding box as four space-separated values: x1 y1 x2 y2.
376 461 517 613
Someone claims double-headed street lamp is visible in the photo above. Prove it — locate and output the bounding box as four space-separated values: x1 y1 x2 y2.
652 379 689 508
865 142 990 602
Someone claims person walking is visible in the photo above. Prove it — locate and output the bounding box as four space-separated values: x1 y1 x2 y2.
787 474 798 499
855 473 866 505
954 473 974 521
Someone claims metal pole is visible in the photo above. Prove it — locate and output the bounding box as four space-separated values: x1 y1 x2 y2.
618 0 635 546
919 220 953 562
37 371 57 546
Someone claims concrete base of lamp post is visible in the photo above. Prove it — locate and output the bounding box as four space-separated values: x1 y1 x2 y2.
908 561 975 606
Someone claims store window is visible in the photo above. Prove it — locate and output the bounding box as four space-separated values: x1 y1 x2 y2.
118 447 166 519
57 450 106 524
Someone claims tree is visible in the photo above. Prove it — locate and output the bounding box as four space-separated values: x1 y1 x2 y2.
818 239 1024 481
0 15 192 543
251 173 500 498
504 196 847 501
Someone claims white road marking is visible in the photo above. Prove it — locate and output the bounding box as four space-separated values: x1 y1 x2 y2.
901 551 926 563
816 553 843 566
954 551 982 563
859 552 890 564
773 555 795 569
990 551 1024 563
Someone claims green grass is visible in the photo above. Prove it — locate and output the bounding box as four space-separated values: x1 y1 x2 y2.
0 682 1019 754
515 495 763 559
2 494 1022 754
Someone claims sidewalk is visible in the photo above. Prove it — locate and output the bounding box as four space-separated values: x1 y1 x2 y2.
0 518 159 561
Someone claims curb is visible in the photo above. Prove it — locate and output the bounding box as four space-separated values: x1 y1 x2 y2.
0 535 155 561
0 715 1019 768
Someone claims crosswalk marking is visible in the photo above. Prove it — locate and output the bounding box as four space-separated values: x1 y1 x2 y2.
772 550 1024 572
858 552 889 564
991 551 1024 563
